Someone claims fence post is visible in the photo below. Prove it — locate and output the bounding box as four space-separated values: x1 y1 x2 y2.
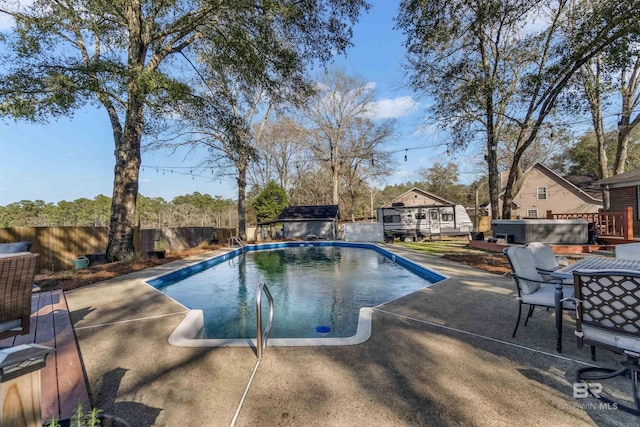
624 206 634 240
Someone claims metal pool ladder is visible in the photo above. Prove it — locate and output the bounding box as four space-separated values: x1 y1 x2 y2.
256 282 274 359
228 236 246 251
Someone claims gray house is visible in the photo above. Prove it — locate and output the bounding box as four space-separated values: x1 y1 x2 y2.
260 205 340 240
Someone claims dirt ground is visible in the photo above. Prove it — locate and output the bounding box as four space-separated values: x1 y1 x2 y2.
34 243 511 292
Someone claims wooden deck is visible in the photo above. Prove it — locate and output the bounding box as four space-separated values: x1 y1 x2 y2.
0 289 90 422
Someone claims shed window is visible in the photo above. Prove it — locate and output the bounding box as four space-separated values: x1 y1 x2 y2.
442 213 454 222
415 212 426 220
537 186 548 200
527 209 538 218
430 211 438 220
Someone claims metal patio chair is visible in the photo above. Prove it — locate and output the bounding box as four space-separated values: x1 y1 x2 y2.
573 269 640 412
504 247 575 340
0 252 39 340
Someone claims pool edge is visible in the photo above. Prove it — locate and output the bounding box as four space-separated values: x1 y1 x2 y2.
168 307 374 347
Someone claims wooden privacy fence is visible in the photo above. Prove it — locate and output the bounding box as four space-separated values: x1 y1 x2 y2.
139 227 235 252
0 226 236 273
0 226 108 273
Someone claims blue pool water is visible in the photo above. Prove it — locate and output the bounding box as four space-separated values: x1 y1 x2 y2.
150 242 445 340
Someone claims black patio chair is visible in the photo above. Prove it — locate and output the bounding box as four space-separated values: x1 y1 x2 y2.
573 269 640 412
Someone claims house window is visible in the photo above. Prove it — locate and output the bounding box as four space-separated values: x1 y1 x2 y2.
415 212 426 220
430 211 439 220
637 186 640 220
527 209 538 218
442 213 454 222
537 186 548 200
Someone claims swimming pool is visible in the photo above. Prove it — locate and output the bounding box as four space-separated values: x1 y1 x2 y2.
147 242 446 347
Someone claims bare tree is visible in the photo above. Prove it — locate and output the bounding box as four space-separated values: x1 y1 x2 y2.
248 117 308 193
303 69 395 206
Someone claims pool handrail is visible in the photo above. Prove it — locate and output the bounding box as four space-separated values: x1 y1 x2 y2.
256 282 274 359
228 236 246 251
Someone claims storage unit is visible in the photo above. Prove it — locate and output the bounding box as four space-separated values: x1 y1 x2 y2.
491 219 588 244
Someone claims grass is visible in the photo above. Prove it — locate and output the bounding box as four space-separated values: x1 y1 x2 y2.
397 237 490 255
397 237 512 275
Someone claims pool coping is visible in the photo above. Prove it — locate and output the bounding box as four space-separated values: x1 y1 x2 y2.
147 241 448 348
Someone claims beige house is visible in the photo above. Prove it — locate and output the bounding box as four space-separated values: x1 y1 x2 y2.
493 163 602 218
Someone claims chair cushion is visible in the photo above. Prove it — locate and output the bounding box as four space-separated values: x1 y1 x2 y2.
521 284 575 309
580 324 640 354
615 243 640 261
0 241 32 254
526 242 560 272
0 319 23 333
507 247 544 294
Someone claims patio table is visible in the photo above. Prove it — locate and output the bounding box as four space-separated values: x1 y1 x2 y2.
548 256 640 352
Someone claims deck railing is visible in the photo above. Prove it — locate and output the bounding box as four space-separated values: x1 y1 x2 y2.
546 207 634 240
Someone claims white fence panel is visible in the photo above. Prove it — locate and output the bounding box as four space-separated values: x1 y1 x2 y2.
342 223 384 242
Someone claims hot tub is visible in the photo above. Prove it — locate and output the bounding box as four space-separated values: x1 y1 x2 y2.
491 219 588 244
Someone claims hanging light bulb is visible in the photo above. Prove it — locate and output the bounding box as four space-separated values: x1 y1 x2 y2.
404 149 408 162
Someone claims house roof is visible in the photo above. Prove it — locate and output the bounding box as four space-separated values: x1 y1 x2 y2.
277 205 340 220
596 167 640 188
501 163 602 203
380 187 456 208
257 205 340 226
563 175 602 199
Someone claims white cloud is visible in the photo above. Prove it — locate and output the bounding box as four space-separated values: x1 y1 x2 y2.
365 96 419 120
363 81 376 91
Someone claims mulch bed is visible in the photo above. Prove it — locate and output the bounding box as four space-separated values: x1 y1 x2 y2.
34 244 224 292
441 253 511 275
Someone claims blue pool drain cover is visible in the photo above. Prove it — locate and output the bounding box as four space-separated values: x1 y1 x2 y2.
316 326 331 333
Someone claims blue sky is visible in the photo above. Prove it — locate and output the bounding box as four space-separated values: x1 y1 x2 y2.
0 1 483 206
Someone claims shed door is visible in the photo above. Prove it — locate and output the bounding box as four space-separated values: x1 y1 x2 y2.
429 209 440 234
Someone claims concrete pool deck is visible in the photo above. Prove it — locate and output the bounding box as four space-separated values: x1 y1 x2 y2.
65 244 638 426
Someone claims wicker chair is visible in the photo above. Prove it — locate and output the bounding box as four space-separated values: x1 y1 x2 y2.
0 253 39 340
573 269 640 412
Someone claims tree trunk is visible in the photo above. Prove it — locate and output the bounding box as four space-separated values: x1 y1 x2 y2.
580 57 609 210
614 113 630 175
237 166 247 240
106 100 143 261
332 147 340 205
106 2 146 261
